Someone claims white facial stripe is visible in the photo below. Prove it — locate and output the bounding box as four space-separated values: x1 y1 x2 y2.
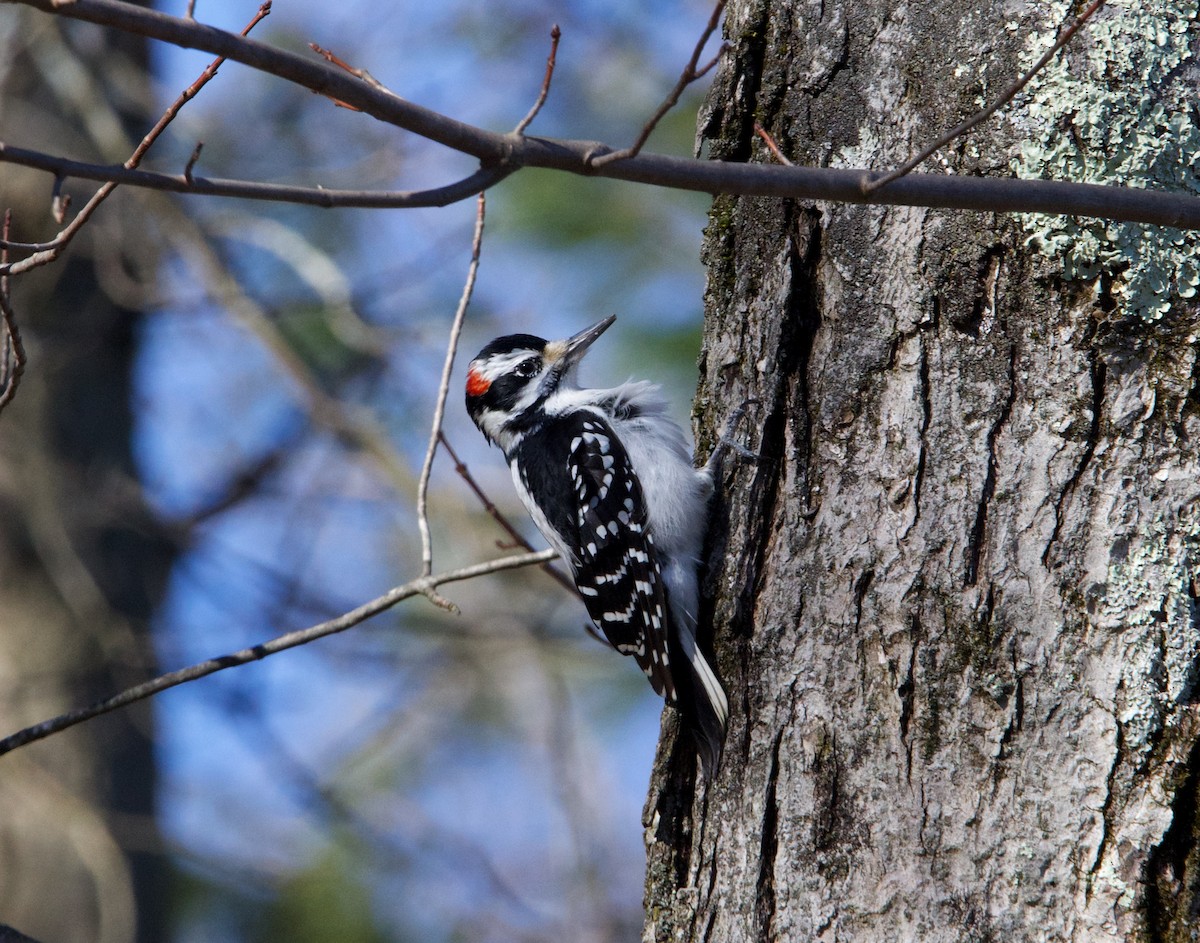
475 407 522 449
471 351 537 383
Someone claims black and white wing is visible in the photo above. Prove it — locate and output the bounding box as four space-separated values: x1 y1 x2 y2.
512 411 675 701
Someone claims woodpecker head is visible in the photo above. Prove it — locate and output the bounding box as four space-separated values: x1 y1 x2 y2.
465 315 615 449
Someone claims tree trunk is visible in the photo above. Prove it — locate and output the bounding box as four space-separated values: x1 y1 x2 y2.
0 9 171 942
645 1 1200 940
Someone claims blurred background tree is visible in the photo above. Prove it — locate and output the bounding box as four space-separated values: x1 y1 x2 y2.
0 4 170 940
0 1 716 941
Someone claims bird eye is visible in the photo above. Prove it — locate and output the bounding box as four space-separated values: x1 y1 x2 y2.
515 358 540 378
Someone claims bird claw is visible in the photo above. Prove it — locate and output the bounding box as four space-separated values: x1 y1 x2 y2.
706 398 761 472
722 439 761 463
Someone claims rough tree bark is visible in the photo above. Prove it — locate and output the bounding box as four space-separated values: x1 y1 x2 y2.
644 1 1200 941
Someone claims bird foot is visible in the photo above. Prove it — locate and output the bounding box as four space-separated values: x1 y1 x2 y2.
705 398 761 474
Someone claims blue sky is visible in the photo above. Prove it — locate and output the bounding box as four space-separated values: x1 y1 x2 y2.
132 0 719 937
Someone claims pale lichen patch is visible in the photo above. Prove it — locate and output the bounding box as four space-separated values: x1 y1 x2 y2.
1098 503 1200 724
1013 0 1200 320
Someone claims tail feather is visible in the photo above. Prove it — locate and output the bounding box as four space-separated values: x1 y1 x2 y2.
671 624 729 779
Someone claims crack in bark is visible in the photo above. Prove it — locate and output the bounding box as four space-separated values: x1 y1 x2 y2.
733 209 822 635
804 19 851 97
898 621 918 784
1181 574 1200 705
854 569 876 697
913 337 932 522
1135 608 1174 785
1142 737 1200 941
704 846 719 910
853 568 874 632
727 11 771 163
812 729 844 855
788 211 823 517
965 344 1019 587
979 581 998 640
1087 714 1124 895
689 787 717 938
755 729 785 942
1172 341 1200 441
992 646 1025 797
954 247 1004 337
689 821 721 943
996 692 1020 759
1043 348 1106 567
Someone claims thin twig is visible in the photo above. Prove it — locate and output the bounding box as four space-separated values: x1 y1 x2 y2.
438 431 579 597
135 3 273 169
0 153 511 264
0 1 272 278
439 432 604 646
693 47 725 81
439 432 533 550
0 236 54 252
416 194 487 610
862 0 1107 195
0 548 558 759
0 211 27 414
308 42 394 105
50 177 69 224
588 0 727 168
7 0 1200 229
183 140 203 183
180 220 416 495
514 24 562 135
309 42 369 81
754 123 792 166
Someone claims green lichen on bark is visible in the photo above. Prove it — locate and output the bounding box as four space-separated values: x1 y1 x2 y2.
1014 0 1200 320
1099 504 1200 712
1091 504 1200 923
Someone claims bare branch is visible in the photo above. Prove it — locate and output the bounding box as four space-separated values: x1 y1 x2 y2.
417 194 487 608
754 122 793 166
0 145 513 236
6 136 1200 234
177 215 417 494
0 548 558 759
0 0 273 277
50 177 70 224
588 0 727 168
439 431 579 597
0 211 27 414
11 0 512 160
132 1 272 169
514 24 562 135
613 152 1200 227
308 41 395 105
862 0 1107 194
4 0 1200 229
183 140 203 182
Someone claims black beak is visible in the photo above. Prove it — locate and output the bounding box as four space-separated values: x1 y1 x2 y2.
558 315 616 365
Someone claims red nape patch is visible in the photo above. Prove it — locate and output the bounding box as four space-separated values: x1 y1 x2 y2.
466 367 491 398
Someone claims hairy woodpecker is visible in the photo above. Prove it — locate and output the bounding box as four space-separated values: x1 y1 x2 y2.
465 315 730 777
